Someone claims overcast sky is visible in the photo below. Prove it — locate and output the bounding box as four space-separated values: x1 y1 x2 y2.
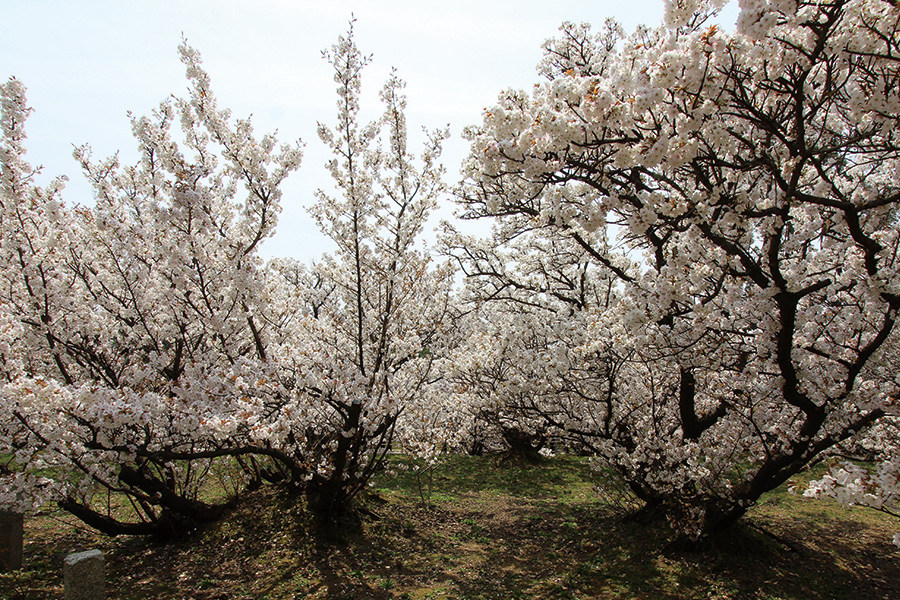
1 0 738 262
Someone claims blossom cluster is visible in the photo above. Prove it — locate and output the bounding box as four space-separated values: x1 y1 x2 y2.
0 28 461 530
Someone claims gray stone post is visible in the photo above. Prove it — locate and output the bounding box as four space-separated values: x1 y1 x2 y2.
63 549 105 600
0 511 24 572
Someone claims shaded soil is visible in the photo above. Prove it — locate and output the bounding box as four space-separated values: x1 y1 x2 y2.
2 456 898 599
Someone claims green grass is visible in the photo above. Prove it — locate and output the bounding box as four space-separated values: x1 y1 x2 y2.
1 455 898 599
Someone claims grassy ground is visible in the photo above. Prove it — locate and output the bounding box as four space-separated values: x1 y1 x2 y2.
1 455 898 599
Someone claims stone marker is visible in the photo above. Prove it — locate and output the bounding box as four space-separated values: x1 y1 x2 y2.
63 549 105 600
0 511 24 571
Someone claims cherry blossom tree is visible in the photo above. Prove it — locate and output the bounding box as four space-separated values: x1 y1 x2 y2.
457 0 900 535
443 226 620 459
1 23 458 535
283 22 456 523
0 44 304 536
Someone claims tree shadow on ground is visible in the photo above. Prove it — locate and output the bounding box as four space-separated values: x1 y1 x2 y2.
2 458 898 600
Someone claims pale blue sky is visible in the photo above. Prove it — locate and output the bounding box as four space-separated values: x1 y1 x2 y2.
0 0 738 261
